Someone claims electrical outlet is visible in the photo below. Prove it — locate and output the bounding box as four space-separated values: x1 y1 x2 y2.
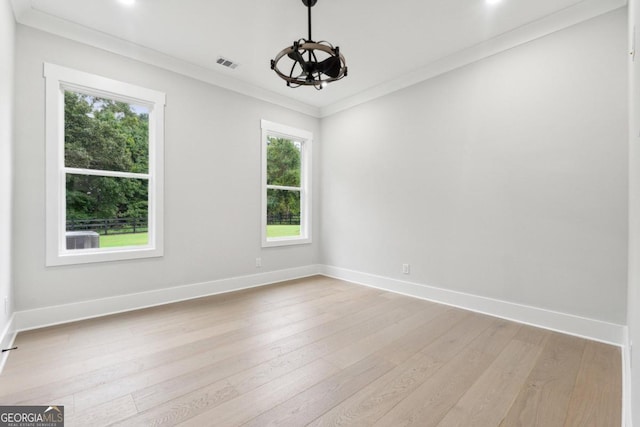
256 257 262 268
402 264 410 274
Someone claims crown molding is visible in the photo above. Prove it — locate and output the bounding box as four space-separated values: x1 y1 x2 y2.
319 0 628 117
10 0 321 118
10 0 627 119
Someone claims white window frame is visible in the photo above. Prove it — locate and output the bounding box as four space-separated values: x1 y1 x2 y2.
261 120 312 247
44 63 165 266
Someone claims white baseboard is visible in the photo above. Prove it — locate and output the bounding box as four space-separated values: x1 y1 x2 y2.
0 314 17 373
321 265 626 346
623 327 633 427
13 264 323 333
12 263 626 345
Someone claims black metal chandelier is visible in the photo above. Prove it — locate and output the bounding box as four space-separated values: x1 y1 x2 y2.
270 0 347 90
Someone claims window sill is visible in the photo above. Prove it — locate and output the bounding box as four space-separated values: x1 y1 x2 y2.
46 246 163 267
262 237 312 248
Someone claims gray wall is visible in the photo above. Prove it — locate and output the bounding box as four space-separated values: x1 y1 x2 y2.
629 0 640 422
12 25 321 311
0 0 15 345
320 9 628 325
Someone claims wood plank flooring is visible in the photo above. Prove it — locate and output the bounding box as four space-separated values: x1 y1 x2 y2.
0 276 622 426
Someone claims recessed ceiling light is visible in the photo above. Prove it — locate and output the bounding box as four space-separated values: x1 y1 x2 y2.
118 0 135 6
486 0 502 4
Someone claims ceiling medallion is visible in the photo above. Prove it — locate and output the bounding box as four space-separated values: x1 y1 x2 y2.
270 0 348 90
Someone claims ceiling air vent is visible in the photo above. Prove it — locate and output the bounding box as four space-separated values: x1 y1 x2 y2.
216 56 239 70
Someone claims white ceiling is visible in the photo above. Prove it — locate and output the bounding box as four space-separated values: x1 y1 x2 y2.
11 0 627 116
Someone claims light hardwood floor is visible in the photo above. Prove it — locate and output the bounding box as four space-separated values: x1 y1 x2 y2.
0 276 621 426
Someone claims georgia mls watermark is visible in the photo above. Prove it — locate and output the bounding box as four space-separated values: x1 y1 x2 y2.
0 406 64 427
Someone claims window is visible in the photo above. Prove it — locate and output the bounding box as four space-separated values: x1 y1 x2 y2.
44 63 165 266
261 120 312 247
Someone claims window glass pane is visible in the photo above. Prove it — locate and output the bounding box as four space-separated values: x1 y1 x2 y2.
266 137 301 187
64 90 149 174
266 188 301 238
66 174 149 249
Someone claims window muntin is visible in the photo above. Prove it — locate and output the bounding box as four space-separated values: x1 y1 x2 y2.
261 120 312 247
45 63 165 266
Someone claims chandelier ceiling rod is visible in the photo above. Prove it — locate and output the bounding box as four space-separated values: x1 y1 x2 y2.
307 1 312 41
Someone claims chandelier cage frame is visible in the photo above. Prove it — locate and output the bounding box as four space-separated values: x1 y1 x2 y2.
270 0 348 90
